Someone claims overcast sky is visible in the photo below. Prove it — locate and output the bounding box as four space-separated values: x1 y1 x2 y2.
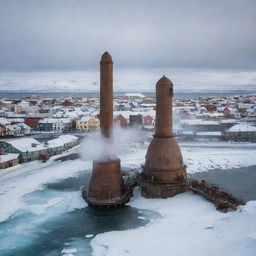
0 0 256 72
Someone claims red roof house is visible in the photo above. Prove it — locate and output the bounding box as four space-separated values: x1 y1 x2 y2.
143 115 154 126
62 100 74 106
25 117 43 130
114 114 128 127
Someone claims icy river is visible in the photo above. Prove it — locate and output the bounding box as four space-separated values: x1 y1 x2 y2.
0 171 159 256
1 140 256 256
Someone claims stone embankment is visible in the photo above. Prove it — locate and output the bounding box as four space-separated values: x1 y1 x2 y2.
188 179 245 212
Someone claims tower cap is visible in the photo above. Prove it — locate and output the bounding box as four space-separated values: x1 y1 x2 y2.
156 75 173 86
101 51 113 62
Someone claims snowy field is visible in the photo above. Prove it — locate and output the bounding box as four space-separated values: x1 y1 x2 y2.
121 140 256 174
181 141 256 173
0 140 256 255
92 190 256 256
0 146 86 223
0 69 256 93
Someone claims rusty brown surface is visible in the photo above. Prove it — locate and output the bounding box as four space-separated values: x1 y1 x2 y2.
88 159 124 200
140 180 187 199
144 137 185 172
141 75 187 198
85 52 127 207
188 179 245 212
155 75 173 137
100 51 113 138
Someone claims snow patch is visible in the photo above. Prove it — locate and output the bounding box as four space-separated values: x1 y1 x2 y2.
120 141 256 174
181 144 256 173
85 234 94 238
61 248 78 254
91 191 256 256
0 158 89 222
29 197 64 214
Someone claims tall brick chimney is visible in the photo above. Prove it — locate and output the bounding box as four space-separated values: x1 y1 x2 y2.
140 75 187 198
82 52 129 207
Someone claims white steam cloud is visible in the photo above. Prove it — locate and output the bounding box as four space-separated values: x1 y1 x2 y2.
79 124 146 162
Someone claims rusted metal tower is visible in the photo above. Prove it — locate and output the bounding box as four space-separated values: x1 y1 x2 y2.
140 75 187 198
82 52 130 207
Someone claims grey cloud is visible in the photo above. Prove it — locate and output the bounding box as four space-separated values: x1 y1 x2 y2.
0 0 255 71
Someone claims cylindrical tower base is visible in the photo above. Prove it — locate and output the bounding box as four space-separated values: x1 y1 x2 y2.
140 173 187 198
140 136 187 198
83 159 131 207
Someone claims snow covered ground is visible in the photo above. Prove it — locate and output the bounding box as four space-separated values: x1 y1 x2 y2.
120 141 256 174
180 141 256 173
1 141 256 223
94 141 256 256
0 139 256 255
92 190 256 256
0 69 255 92
0 146 86 223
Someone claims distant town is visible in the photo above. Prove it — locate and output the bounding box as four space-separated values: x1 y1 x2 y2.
0 92 256 169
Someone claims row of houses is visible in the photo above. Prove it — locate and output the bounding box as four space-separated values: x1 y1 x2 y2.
0 113 154 136
0 118 31 137
39 114 155 131
38 118 73 132
0 135 79 168
75 114 154 130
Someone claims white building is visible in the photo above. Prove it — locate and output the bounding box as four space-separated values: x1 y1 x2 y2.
39 118 72 132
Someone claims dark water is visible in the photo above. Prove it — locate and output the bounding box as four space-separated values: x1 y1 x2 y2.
45 171 90 191
0 172 159 256
191 165 256 202
0 90 254 99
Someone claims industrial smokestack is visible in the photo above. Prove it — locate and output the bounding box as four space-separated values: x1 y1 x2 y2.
155 75 173 137
82 52 130 207
100 52 113 139
140 75 187 198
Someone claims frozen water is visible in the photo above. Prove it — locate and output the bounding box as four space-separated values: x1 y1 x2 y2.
0 171 159 256
192 165 256 202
